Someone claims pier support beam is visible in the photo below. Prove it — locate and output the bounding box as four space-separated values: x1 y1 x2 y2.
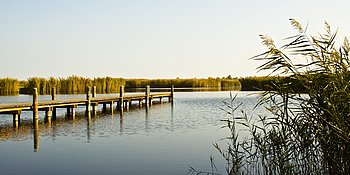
86 87 91 114
92 103 98 115
33 88 39 124
33 88 39 152
51 87 56 100
110 101 114 114
119 86 124 112
170 85 174 102
44 107 52 125
12 110 21 128
45 107 52 118
145 85 150 108
51 87 57 119
92 86 97 98
102 103 107 113
139 99 143 108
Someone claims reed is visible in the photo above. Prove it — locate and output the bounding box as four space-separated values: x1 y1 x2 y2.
0 78 19 95
125 78 241 90
23 76 126 95
191 19 350 174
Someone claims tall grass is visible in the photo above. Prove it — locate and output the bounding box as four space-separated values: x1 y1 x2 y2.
191 19 350 175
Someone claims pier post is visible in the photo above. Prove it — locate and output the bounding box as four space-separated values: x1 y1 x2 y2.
170 85 174 102
33 88 39 152
145 85 150 108
51 87 56 100
86 87 91 113
45 107 52 125
102 103 107 113
110 101 114 114
33 88 39 124
119 86 124 111
139 99 143 108
92 86 97 113
12 110 21 128
51 87 57 119
92 86 96 98
67 108 71 117
71 105 76 119
34 120 39 152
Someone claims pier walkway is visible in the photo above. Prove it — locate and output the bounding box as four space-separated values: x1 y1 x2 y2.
0 85 174 127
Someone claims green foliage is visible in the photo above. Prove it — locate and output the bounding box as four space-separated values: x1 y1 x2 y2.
0 78 19 95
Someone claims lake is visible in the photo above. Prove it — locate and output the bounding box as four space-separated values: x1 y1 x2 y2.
0 91 267 175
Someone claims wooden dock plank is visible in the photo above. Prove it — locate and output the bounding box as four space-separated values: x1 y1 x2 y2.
0 92 172 114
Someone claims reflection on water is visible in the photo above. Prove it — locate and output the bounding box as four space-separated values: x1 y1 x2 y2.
0 91 267 175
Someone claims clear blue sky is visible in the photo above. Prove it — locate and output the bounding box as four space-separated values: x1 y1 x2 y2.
0 0 349 80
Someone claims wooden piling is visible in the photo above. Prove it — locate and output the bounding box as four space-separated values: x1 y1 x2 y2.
34 120 39 152
71 106 76 119
33 88 39 123
110 101 114 114
33 88 39 152
145 85 150 108
51 87 57 119
139 99 143 108
102 103 107 112
119 86 124 111
67 108 71 117
86 87 91 113
12 110 21 128
92 86 97 98
51 87 56 100
170 85 174 102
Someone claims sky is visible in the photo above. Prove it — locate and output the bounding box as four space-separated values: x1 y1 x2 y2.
0 0 349 80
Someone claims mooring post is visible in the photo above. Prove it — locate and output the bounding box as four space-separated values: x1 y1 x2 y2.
102 103 107 113
33 88 39 152
51 87 56 100
34 120 39 152
170 85 174 102
145 85 150 108
110 101 114 114
86 87 91 113
33 88 39 124
67 108 71 117
13 110 21 128
119 86 124 111
92 86 96 98
45 108 52 125
71 105 76 119
139 99 143 108
92 86 97 112
51 87 57 119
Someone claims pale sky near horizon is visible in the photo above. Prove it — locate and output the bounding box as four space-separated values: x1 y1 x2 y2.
0 0 349 80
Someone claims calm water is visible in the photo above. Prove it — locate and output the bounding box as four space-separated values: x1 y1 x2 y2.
0 91 266 175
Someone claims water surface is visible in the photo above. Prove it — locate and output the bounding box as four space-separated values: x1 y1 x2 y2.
0 91 266 175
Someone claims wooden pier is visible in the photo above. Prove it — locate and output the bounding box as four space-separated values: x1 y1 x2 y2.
0 85 174 127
